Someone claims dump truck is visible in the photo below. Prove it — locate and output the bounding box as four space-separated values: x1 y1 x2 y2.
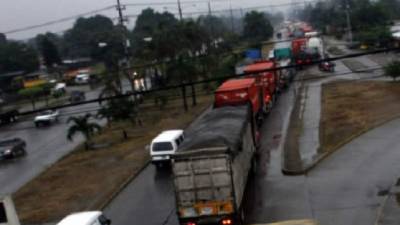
214 78 264 124
172 105 257 225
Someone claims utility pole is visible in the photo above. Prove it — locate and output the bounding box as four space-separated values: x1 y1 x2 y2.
177 0 183 21
230 4 234 33
208 0 212 15
116 0 135 93
345 0 353 43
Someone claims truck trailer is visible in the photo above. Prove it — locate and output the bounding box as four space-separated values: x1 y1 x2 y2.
172 105 257 225
214 78 264 124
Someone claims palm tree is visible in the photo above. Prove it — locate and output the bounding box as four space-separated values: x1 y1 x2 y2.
67 114 101 150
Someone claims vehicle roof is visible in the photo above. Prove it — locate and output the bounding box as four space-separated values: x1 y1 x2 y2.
152 130 184 143
244 61 275 73
57 211 102 225
216 78 256 92
177 105 250 155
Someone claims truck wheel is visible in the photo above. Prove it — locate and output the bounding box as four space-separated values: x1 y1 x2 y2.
35 122 40 128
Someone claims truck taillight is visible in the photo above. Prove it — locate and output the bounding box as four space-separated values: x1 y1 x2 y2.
187 222 196 225
221 219 232 225
297 60 303 64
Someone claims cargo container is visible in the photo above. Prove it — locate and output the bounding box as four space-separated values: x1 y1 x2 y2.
173 105 257 225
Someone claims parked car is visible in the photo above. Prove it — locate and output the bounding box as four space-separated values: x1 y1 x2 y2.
34 110 59 127
149 130 184 168
57 211 111 225
0 138 26 160
75 74 90 85
69 91 86 103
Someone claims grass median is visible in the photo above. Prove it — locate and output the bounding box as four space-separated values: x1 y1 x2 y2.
320 80 400 153
14 94 213 224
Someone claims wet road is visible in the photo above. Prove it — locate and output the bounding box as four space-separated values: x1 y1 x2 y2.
105 81 297 225
0 86 104 194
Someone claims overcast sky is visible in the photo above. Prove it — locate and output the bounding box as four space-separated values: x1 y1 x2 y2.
0 0 295 40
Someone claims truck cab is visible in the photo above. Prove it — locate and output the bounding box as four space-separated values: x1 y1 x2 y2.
244 60 278 113
150 130 184 168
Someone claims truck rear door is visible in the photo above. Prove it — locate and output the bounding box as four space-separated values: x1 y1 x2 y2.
173 155 235 219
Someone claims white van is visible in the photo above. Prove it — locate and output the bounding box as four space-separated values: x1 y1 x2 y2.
150 130 184 168
0 195 20 225
57 211 111 225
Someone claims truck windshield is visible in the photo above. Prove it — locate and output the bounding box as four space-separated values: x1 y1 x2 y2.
152 142 173 152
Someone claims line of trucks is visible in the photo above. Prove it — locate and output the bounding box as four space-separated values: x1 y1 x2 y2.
275 22 324 69
150 55 296 225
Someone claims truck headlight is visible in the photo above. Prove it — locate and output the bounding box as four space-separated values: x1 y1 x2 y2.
181 207 197 218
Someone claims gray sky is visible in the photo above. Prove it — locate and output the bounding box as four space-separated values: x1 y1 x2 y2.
0 0 293 40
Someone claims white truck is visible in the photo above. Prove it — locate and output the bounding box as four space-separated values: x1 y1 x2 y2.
172 105 257 225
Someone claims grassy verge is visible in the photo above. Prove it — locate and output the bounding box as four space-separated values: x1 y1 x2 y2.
320 80 400 153
283 86 304 172
14 95 213 224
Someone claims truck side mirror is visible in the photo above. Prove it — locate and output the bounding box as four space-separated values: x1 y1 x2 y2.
106 219 111 225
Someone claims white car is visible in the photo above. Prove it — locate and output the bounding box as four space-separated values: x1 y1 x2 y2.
150 130 184 168
75 74 90 84
57 211 111 225
34 110 59 127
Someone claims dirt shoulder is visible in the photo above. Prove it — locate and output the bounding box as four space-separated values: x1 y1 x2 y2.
320 80 400 153
14 95 213 224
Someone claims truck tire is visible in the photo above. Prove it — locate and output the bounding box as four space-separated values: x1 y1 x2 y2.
35 122 40 128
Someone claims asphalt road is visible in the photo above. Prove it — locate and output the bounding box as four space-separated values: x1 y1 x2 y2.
0 85 104 194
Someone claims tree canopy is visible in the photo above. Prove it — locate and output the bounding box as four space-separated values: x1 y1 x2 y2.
0 41 39 74
243 11 274 43
36 34 61 68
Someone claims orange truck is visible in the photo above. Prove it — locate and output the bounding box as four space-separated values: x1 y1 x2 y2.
244 60 279 113
214 78 263 123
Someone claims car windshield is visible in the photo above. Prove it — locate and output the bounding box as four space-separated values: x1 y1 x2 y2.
40 110 53 115
152 142 173 152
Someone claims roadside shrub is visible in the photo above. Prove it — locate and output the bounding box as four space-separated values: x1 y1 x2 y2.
384 60 400 81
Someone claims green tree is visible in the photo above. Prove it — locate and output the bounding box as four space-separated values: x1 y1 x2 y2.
243 11 273 44
0 33 6 45
18 86 43 110
36 35 61 68
384 60 400 81
63 15 120 58
0 41 39 73
67 114 101 149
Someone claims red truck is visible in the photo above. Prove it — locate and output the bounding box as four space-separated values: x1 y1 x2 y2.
243 60 278 112
215 78 262 119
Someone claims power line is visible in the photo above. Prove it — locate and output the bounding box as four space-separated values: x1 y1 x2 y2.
4 0 319 37
3 5 116 35
15 47 398 116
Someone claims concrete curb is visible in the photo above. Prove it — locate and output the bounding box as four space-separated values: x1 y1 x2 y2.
97 161 150 210
283 115 400 176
